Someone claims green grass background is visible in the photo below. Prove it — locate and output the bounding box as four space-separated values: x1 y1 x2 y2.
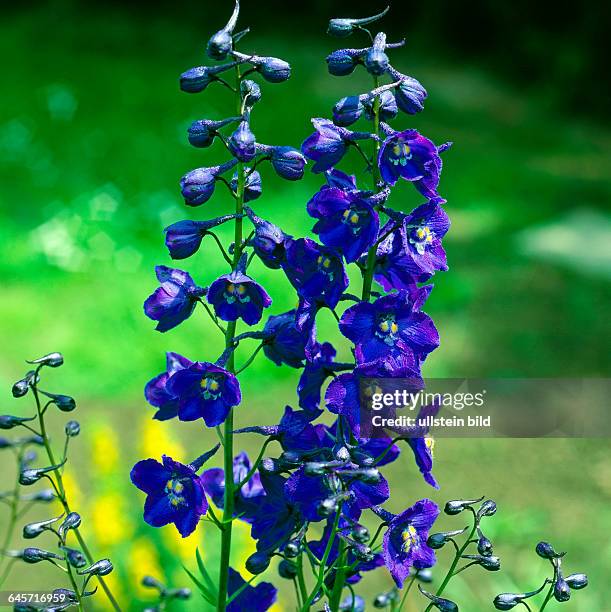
1 3 610 610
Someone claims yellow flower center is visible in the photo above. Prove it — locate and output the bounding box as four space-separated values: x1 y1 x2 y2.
402 524 419 552
165 479 186 508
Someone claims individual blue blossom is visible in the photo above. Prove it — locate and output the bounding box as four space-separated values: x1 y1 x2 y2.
377 127 448 200
207 261 272 325
325 356 423 435
187 117 241 148
401 202 450 277
325 168 358 190
231 169 262 202
261 310 312 368
144 266 206 332
130 455 208 537
339 290 439 365
256 145 307 181
226 568 277 612
306 186 380 262
245 207 293 269
228 118 257 162
202 452 265 523
283 238 348 309
144 352 193 420
180 160 238 206
302 119 375 173
166 361 241 426
164 214 236 260
376 498 439 588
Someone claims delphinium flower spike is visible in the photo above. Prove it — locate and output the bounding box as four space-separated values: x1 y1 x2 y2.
1 355 118 611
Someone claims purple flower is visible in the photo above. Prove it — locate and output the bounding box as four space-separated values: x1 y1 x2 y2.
166 361 241 427
283 238 348 309
144 352 193 420
380 499 439 588
407 436 438 489
262 310 312 368
401 202 450 276
228 119 257 162
143 266 206 332
302 119 373 173
227 568 277 612
339 291 439 365
377 128 444 199
245 208 293 269
256 145 307 180
207 269 272 325
202 452 265 523
164 214 236 260
325 168 358 190
130 455 207 538
187 117 240 148
180 160 237 206
307 186 379 263
325 356 422 436
297 342 338 412
395 77 427 114
332 96 364 127
326 49 361 76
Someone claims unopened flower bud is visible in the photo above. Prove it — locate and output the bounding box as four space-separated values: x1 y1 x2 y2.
427 527 468 550
477 499 497 518
63 546 87 568
463 553 501 571
28 352 64 368
364 33 389 76
59 512 82 539
333 96 364 127
41 391 76 412
188 117 240 148
22 489 55 503
414 568 433 583
326 50 360 77
553 576 571 602
418 586 458 612
77 558 113 577
240 79 262 107
269 146 306 181
0 415 35 430
351 525 369 543
444 496 484 515
12 378 30 397
278 559 297 579
565 573 588 590
141 575 164 590
22 547 63 564
23 515 63 539
258 57 291 83
535 541 565 560
167 588 191 600
64 420 80 437
318 498 338 517
20 460 66 486
246 551 272 575
373 592 392 608
284 540 302 558
327 7 389 38
228 120 257 162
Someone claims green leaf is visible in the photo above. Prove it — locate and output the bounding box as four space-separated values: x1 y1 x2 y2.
183 564 216 605
196 547 218 597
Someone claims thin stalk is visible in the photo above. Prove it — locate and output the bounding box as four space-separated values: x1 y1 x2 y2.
397 575 417 612
328 540 347 611
296 554 308 606
360 75 382 302
538 584 554 611
31 386 121 611
0 447 24 587
216 60 246 612
424 511 477 612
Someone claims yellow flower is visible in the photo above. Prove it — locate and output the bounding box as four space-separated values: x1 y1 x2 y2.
90 424 120 475
90 492 133 547
129 537 162 597
141 418 185 461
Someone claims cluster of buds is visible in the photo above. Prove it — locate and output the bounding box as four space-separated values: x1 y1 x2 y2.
1 354 117 611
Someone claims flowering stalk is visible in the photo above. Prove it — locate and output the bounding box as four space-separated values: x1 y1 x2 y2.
2 354 117 611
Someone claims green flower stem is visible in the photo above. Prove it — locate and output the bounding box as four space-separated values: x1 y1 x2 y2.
424 512 477 612
396 574 417 612
0 447 24 587
360 75 382 303
216 61 246 612
329 540 348 611
31 385 120 611
296 554 308 605
538 584 555 611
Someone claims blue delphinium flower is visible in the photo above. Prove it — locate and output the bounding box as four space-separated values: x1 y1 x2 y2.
339 290 439 365
307 186 380 263
202 452 264 522
245 208 293 269
130 455 207 537
377 499 439 588
297 341 337 412
262 310 312 368
226 568 277 612
144 352 193 420
166 361 241 426
207 263 272 325
144 266 206 332
283 238 348 310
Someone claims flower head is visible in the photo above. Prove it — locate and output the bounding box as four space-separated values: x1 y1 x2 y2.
307 186 379 263
283 238 348 309
246 208 292 269
130 455 207 537
339 290 439 365
166 362 241 426
262 310 312 368
207 268 271 325
381 499 439 587
143 266 206 332
297 342 337 412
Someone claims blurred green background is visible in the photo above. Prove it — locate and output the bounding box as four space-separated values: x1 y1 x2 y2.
1 0 610 610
